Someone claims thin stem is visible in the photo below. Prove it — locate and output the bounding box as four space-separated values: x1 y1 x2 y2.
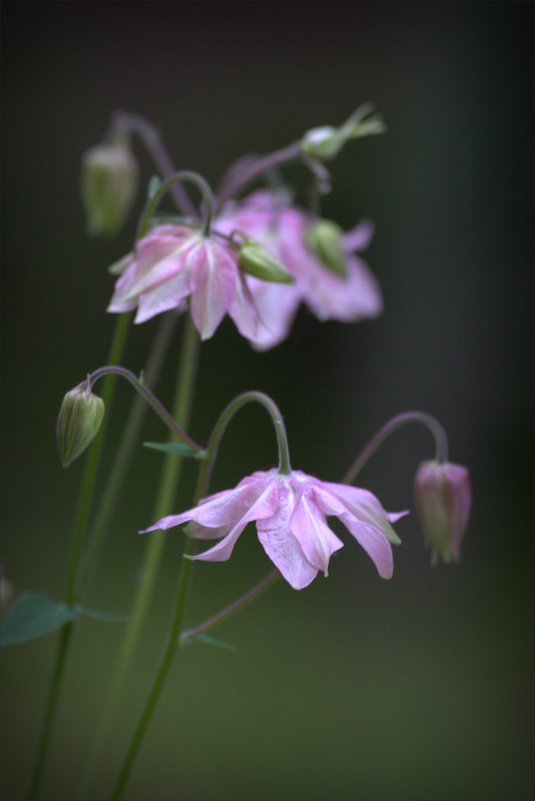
180 569 281 647
342 411 449 486
88 364 203 455
79 316 200 801
215 142 302 209
110 111 196 217
202 390 292 482
28 313 130 801
136 171 214 239
108 388 290 799
77 311 178 596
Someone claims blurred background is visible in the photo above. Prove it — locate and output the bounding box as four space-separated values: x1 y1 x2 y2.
1 2 533 800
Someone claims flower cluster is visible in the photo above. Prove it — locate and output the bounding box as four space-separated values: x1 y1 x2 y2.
107 190 382 349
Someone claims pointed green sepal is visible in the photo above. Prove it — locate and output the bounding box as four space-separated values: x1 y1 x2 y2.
238 240 294 284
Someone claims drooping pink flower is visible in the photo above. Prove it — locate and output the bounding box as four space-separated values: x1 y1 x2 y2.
216 191 383 349
107 224 263 342
414 460 472 564
143 468 407 590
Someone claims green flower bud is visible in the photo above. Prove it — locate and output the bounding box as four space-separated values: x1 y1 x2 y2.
238 240 294 284
306 220 348 278
56 381 105 467
301 104 386 162
81 142 138 237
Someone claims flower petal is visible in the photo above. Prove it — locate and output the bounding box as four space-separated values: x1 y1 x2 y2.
189 240 238 339
256 483 318 590
193 480 279 562
338 514 394 579
134 269 192 323
290 493 343 575
141 473 271 537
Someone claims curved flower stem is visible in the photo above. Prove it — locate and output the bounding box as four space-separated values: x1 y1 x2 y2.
136 171 215 239
79 316 200 801
215 141 302 209
342 411 449 486
203 390 292 480
108 389 291 799
77 311 178 595
27 313 131 801
88 364 204 456
180 569 281 647
110 111 196 217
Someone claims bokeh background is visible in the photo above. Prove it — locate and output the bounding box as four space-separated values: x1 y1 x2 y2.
2 2 533 800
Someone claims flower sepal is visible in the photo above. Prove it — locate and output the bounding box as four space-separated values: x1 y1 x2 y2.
237 239 294 284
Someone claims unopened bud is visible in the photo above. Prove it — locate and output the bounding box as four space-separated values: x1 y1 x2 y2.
414 460 472 565
56 380 105 467
238 240 294 284
81 142 138 236
306 220 347 277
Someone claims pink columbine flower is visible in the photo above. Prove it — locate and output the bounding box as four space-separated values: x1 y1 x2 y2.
216 191 383 349
414 460 472 564
143 468 407 590
107 224 263 342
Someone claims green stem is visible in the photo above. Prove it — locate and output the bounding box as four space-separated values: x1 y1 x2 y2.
180 569 281 647
203 390 292 480
110 111 196 218
136 171 214 239
215 142 301 209
78 316 200 801
342 411 449 486
77 311 178 596
108 388 291 799
27 313 130 801
88 364 203 455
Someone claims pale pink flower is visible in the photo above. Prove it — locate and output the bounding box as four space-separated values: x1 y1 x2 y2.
143 468 407 590
414 460 472 564
107 224 263 342
216 191 383 349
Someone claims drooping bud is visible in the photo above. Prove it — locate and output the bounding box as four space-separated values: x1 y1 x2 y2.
238 240 294 284
414 460 472 565
81 141 139 237
301 104 386 162
306 220 348 277
56 379 105 467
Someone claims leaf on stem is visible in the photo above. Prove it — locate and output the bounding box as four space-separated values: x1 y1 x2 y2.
0 592 129 647
143 441 202 458
0 592 75 647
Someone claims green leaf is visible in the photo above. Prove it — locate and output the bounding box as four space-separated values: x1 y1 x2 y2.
73 604 128 623
143 441 202 459
0 592 75 647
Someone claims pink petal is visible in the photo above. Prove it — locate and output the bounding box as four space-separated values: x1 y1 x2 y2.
189 240 238 339
134 268 192 323
256 483 318 590
141 473 271 537
342 219 375 253
125 238 199 300
290 494 343 575
193 480 279 562
246 278 301 351
339 514 394 579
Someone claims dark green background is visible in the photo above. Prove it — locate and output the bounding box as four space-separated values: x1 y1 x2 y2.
2 2 533 800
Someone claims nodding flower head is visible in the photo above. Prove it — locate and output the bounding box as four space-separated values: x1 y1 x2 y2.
143 468 407 590
216 191 383 349
107 224 272 344
414 460 472 564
